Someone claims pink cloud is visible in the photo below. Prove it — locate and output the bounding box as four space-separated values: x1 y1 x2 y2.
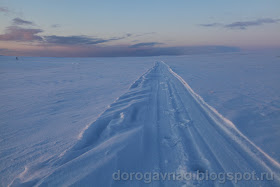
0 26 43 42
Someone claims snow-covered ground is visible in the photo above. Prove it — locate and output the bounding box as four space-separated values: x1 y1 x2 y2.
0 56 153 186
165 52 280 162
0 53 279 186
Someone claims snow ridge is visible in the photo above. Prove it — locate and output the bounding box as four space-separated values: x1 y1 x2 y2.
166 61 280 174
167 61 280 165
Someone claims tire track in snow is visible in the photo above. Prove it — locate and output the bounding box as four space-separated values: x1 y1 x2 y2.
10 61 280 187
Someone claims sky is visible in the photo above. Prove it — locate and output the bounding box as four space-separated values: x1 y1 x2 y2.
0 0 279 57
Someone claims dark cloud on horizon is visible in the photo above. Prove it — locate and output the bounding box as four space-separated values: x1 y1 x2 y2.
0 48 10 52
0 45 241 57
88 45 241 57
13 18 34 26
200 18 280 30
130 42 163 48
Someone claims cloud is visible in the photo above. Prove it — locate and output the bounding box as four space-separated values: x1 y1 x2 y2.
0 7 9 13
43 34 131 45
199 23 222 27
43 35 108 45
134 32 157 37
0 24 132 45
130 42 163 48
0 26 43 41
0 48 9 52
127 45 240 57
0 7 18 15
0 25 240 57
13 18 34 26
200 18 280 30
125 33 132 37
225 18 280 29
51 24 60 28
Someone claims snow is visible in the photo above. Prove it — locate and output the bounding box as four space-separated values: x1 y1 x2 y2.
0 56 153 186
165 52 280 162
1 53 280 186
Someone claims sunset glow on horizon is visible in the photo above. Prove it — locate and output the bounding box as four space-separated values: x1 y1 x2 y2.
0 0 280 57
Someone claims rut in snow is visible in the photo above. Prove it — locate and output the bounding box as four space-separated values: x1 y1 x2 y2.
11 61 280 187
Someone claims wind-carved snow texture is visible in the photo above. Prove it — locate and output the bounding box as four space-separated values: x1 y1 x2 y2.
11 62 280 186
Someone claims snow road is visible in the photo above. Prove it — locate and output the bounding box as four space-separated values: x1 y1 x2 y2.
11 62 280 186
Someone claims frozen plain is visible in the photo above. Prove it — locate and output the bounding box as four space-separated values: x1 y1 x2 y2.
0 52 280 186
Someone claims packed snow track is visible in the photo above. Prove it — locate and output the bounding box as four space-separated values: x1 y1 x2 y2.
11 62 280 187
